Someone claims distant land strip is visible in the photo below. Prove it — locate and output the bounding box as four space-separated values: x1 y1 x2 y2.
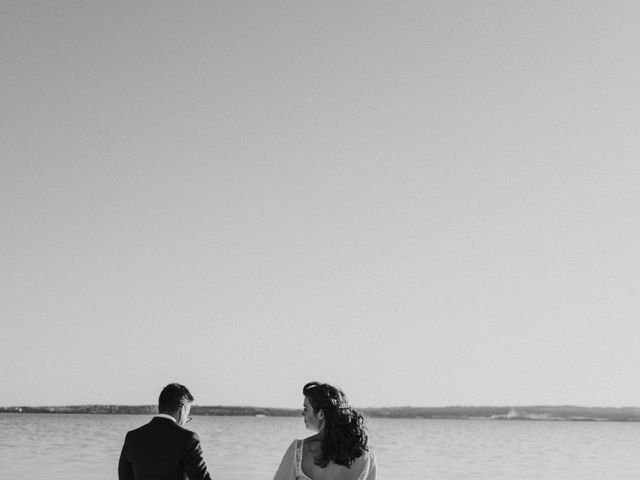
2 405 640 421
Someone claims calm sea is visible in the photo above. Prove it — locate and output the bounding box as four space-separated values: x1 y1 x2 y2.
1 413 639 479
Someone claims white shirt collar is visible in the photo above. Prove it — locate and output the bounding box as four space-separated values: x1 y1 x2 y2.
154 413 177 422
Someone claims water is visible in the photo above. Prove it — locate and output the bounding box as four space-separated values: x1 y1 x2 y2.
1 413 640 479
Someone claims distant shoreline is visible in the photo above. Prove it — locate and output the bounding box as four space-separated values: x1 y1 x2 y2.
2 405 640 421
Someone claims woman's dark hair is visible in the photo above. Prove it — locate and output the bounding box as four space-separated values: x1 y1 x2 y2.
303 381 369 468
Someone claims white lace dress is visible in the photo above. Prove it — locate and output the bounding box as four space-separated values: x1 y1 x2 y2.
273 439 377 480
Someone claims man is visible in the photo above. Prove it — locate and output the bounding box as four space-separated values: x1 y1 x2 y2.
118 383 212 480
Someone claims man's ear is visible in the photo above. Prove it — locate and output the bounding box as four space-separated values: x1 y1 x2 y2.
317 409 325 420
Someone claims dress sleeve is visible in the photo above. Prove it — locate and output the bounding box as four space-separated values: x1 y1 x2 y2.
273 440 297 480
364 450 377 480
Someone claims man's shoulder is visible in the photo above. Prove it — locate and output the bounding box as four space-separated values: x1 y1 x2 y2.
175 424 201 442
123 419 151 439
127 418 199 440
126 417 174 435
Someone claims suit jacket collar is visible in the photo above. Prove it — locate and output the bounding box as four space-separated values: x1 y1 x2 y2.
153 413 177 423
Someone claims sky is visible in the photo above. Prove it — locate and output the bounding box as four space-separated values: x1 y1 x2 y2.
2 1 640 409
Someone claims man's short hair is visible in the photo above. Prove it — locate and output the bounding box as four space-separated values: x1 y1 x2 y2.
158 383 194 413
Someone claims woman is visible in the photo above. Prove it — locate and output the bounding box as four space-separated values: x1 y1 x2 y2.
273 382 377 480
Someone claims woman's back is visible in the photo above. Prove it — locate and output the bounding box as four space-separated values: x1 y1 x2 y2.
299 439 375 480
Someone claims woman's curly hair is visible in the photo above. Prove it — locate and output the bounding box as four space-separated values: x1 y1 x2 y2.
303 381 369 468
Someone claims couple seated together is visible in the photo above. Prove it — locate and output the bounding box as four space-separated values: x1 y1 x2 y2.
118 381 377 480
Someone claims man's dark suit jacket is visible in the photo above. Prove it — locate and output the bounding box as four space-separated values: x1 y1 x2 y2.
118 416 212 480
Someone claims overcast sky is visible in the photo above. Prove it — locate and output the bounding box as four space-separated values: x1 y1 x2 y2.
3 1 640 409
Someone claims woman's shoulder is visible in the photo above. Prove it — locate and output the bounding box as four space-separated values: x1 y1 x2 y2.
301 434 323 455
356 448 376 465
346 448 376 479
